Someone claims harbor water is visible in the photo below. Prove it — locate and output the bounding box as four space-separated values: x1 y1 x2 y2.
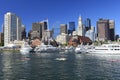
0 52 120 80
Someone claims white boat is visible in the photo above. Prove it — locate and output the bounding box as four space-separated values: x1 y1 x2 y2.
34 43 58 53
75 45 86 53
20 42 32 54
55 58 66 61
88 43 120 54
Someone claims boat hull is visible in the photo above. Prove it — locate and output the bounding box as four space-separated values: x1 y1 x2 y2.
88 50 120 54
20 48 32 54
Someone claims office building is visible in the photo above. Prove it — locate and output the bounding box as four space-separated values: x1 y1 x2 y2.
4 12 22 46
84 18 91 31
97 19 115 41
42 30 53 41
77 16 84 36
97 19 109 41
56 33 69 45
31 21 47 39
68 22 75 35
109 20 115 41
21 25 26 39
60 24 67 34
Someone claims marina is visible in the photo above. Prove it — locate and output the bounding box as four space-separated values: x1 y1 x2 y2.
0 0 120 80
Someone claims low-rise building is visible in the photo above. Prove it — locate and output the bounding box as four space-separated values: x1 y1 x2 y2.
31 38 41 47
56 33 69 45
68 36 92 47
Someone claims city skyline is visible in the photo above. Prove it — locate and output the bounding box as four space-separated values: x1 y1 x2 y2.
0 0 120 35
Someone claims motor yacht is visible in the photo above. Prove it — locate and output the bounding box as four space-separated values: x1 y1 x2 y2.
34 43 58 53
75 45 86 54
20 41 32 54
88 43 120 54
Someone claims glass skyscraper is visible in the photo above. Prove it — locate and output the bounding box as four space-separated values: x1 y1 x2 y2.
4 12 22 46
68 22 75 35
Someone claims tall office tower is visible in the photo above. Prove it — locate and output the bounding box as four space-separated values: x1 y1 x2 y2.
40 22 48 38
21 25 26 40
97 19 110 41
4 12 22 46
31 21 47 39
68 22 75 35
60 24 67 34
32 22 42 39
77 16 84 36
84 18 91 31
109 20 115 41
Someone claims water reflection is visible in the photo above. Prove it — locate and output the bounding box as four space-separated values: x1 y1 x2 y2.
1 52 22 80
0 52 120 80
74 54 120 80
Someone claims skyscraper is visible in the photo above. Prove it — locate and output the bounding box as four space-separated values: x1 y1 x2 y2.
84 18 91 31
97 19 115 41
68 22 75 35
21 25 26 39
31 21 47 39
97 19 109 41
4 12 22 46
60 24 67 34
109 20 115 41
77 16 84 36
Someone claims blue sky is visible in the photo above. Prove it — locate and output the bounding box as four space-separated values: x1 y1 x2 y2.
0 0 120 35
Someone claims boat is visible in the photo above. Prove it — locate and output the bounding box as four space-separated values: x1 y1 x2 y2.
55 58 66 61
20 41 32 54
87 43 120 54
34 43 58 53
75 45 86 54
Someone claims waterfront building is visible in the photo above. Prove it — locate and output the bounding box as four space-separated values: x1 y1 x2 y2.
77 16 84 36
31 21 47 39
68 35 92 47
31 38 41 47
56 33 69 45
97 19 115 41
21 25 26 40
4 12 22 46
68 22 75 35
60 24 67 34
13 40 25 47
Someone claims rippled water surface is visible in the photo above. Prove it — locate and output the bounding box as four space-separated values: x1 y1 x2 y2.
0 52 120 80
